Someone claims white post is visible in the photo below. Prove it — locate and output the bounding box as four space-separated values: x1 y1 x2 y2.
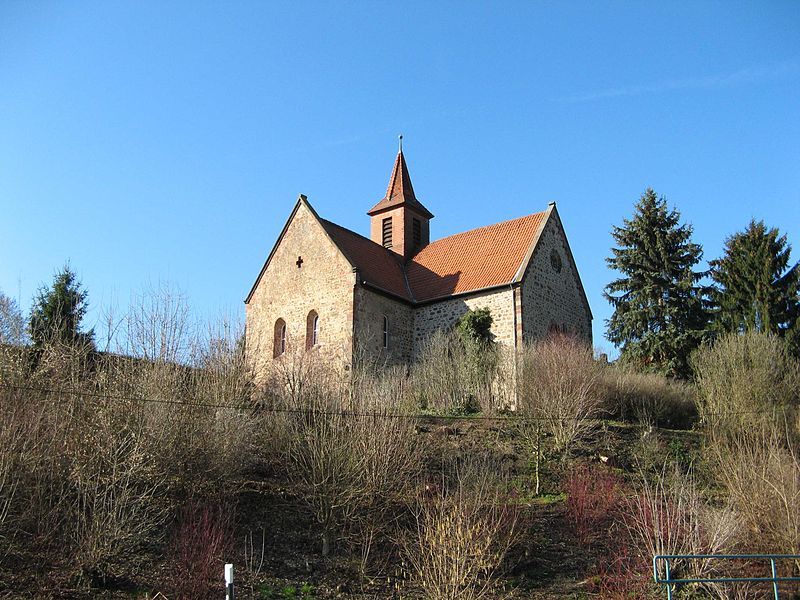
225 563 234 600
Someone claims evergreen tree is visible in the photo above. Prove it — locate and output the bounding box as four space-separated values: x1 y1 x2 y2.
29 265 95 350
709 219 799 346
604 188 708 378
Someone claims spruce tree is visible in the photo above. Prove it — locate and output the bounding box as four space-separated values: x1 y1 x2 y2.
29 265 95 350
604 188 707 378
709 220 799 345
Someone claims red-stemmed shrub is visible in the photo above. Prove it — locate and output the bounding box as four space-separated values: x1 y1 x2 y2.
563 464 623 545
589 533 655 600
171 501 234 600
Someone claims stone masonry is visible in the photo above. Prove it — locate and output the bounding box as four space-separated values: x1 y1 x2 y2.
245 200 355 380
411 288 516 360
520 209 592 342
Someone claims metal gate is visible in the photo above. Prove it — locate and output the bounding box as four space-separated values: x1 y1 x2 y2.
653 554 800 599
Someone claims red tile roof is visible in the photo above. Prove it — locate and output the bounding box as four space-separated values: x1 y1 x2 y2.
406 212 548 302
322 210 548 304
367 151 434 219
319 219 413 301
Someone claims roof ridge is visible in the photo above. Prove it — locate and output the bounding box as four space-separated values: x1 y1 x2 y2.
421 210 547 248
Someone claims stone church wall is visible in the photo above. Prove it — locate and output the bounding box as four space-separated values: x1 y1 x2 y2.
411 287 516 360
353 288 415 366
520 211 592 343
245 202 356 380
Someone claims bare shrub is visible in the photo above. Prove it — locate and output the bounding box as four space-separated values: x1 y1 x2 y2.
516 336 603 454
709 427 800 559
412 329 504 415
0 394 25 563
67 399 168 584
413 330 476 414
283 366 421 556
0 350 170 584
0 289 27 346
28 339 94 391
0 283 261 593
193 315 253 406
403 456 519 600
599 365 697 429
563 464 622 545
621 465 739 593
171 502 234 600
126 281 193 363
692 330 799 435
266 338 333 405
589 536 655 600
114 289 258 498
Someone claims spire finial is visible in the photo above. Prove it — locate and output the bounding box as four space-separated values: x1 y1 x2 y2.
398 134 403 153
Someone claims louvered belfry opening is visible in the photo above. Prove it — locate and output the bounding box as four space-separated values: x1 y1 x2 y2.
382 217 393 248
412 217 421 250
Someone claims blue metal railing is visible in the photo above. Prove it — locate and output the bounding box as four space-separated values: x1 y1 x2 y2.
653 554 800 599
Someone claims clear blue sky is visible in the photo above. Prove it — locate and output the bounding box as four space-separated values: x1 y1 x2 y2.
1 2 799 353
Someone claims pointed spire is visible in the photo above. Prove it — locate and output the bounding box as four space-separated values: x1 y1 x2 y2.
384 148 417 203
368 140 433 218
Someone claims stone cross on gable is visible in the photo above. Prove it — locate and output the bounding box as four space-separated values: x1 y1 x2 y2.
296 256 303 268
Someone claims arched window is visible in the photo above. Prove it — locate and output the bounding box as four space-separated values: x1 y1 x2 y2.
306 310 319 350
382 315 389 349
274 318 286 358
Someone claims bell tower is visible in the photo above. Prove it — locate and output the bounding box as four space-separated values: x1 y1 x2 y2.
368 138 434 261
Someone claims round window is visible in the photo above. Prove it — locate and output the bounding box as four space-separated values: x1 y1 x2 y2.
550 249 563 273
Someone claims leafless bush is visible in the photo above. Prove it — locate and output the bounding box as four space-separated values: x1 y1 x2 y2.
193 314 253 406
692 330 799 435
403 456 519 600
0 290 27 346
709 426 800 559
563 464 623 545
599 364 697 428
621 465 739 595
126 281 193 363
412 329 505 415
28 339 94 391
283 369 421 557
171 501 234 600
0 396 24 563
113 289 258 498
412 330 473 413
242 528 267 596
516 336 603 454
67 398 168 584
0 285 260 581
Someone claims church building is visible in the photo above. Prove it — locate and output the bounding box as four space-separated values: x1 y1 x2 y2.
245 146 592 376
